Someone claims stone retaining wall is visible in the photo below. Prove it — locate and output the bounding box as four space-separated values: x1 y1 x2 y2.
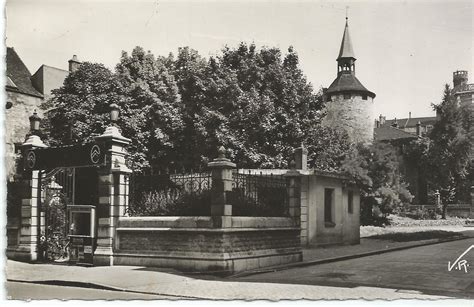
113 216 302 274
446 205 473 218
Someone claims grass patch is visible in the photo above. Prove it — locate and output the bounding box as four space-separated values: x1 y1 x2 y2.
367 230 465 242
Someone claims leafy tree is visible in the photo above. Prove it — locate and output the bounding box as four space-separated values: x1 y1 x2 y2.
44 43 350 173
426 84 472 215
115 47 184 170
43 62 121 146
342 143 413 225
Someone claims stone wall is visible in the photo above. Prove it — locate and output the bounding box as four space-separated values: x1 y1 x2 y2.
323 93 374 144
5 90 43 181
113 216 302 274
446 205 472 218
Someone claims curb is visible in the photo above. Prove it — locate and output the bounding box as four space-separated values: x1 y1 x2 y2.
229 235 472 278
7 279 201 300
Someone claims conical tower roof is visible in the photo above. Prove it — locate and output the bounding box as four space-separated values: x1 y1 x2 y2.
337 19 355 60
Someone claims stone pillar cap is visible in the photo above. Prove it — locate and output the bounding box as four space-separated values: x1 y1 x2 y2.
207 146 236 168
22 135 47 148
96 126 131 144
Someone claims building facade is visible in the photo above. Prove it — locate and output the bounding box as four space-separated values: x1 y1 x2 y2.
5 47 80 180
323 18 376 144
5 47 45 180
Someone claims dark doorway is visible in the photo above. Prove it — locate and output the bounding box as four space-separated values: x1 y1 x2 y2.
74 167 99 206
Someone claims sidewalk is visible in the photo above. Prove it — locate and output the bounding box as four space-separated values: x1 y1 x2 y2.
7 226 473 300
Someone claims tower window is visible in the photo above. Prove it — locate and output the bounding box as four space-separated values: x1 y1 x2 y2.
343 94 351 99
362 95 368 100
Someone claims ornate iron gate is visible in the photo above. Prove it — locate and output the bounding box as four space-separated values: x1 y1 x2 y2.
39 167 75 262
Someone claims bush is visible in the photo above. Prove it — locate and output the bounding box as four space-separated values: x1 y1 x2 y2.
127 186 289 217
127 189 211 216
360 197 389 226
406 207 438 220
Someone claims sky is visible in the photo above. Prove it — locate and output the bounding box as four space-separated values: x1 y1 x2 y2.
4 0 474 120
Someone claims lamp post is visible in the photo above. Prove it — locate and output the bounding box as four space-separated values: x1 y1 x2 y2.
29 109 41 135
97 103 124 139
109 103 120 126
23 110 47 148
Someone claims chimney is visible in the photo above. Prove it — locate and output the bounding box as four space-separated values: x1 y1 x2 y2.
409 112 411 119
375 119 380 128
68 55 81 72
294 143 308 171
416 121 422 137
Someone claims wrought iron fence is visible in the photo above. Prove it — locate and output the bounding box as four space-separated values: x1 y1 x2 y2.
230 170 289 217
127 170 212 216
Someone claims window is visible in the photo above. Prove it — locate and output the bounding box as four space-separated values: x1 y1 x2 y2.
324 188 334 226
362 95 368 100
326 95 332 102
348 191 353 214
343 94 351 99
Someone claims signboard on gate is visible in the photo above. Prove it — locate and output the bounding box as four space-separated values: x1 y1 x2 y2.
24 142 107 170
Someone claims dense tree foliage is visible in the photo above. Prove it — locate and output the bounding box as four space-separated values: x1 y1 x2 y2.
41 43 421 224
44 63 121 146
425 85 472 207
342 143 413 225
401 84 472 218
43 44 350 171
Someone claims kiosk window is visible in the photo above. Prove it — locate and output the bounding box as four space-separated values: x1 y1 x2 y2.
348 191 354 214
324 188 334 225
71 212 91 236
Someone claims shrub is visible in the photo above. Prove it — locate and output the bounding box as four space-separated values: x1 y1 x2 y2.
126 189 211 216
406 207 438 220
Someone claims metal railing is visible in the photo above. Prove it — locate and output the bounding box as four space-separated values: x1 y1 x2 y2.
230 170 289 217
127 170 212 216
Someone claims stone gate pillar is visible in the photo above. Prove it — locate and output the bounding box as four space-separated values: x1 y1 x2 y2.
12 133 47 261
285 160 302 244
208 146 236 228
93 125 131 266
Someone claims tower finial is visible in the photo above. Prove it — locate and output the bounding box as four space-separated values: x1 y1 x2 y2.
346 6 349 21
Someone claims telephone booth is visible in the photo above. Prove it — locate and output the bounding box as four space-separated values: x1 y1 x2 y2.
67 205 97 265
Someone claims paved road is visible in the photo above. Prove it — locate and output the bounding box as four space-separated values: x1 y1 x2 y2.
6 281 172 300
7 238 474 300
6 261 444 300
235 237 474 298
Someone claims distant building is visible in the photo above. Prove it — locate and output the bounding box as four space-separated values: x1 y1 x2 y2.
373 124 427 205
376 70 473 139
323 17 376 144
5 47 81 180
375 113 436 137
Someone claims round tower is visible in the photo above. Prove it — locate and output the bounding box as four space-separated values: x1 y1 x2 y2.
453 70 468 88
323 18 375 144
